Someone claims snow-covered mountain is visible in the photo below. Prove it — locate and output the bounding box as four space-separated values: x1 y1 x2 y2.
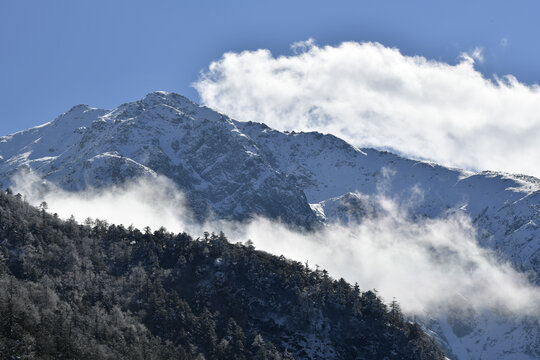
1 91 539 358
1 91 538 279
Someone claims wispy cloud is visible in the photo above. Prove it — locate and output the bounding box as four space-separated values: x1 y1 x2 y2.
290 38 316 54
460 46 484 64
194 40 540 178
13 171 196 232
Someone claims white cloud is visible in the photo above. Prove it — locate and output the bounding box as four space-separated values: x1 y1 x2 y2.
13 171 196 233
194 40 540 178
242 213 540 316
13 172 540 316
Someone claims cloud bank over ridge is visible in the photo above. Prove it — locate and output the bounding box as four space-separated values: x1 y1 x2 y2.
13 173 540 316
194 40 540 178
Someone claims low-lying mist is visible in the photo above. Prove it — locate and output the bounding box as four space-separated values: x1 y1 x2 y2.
13 172 540 317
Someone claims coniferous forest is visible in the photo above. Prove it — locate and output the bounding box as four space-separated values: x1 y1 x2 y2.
0 189 445 359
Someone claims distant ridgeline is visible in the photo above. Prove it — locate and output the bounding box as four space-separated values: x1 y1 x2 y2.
0 189 445 359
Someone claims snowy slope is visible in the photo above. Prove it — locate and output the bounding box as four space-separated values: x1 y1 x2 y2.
427 312 540 360
0 91 539 359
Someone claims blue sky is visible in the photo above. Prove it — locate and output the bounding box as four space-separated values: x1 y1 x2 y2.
1 0 539 135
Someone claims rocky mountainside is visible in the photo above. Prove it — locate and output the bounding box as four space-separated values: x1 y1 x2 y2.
0 91 539 359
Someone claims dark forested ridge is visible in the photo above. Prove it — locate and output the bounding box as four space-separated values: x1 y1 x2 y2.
0 189 445 359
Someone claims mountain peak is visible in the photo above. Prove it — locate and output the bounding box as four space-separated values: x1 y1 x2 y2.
105 91 201 121
66 103 92 114
142 91 195 108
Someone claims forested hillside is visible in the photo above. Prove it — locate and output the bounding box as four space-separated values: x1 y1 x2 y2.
0 189 444 359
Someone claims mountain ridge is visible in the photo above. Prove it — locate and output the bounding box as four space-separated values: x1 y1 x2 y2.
1 91 539 359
